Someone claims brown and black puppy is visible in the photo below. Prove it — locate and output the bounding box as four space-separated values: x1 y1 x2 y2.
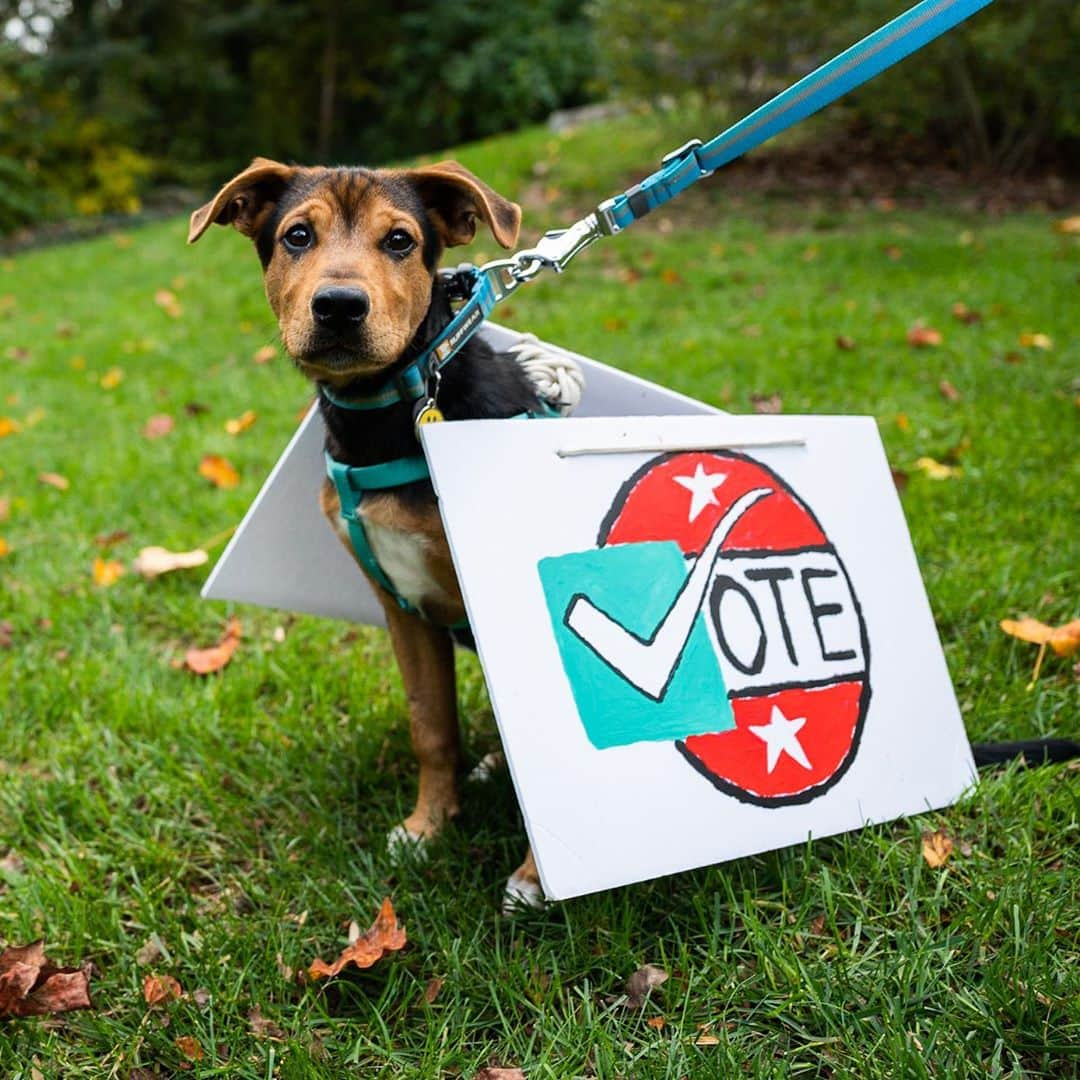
189 158 546 908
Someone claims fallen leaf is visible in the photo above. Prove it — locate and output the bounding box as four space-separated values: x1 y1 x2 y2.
38 472 70 491
883 244 903 260
92 557 125 587
307 897 407 980
99 367 124 390
184 618 242 675
184 401 209 416
473 1070 526 1080
0 417 20 438
94 529 130 548
423 977 444 1005
135 937 165 966
835 334 856 350
1000 617 1080 658
647 1015 665 1030
175 1036 204 1062
659 268 682 285
0 620 12 648
891 468 909 491
1018 332 1052 350
895 413 911 432
154 289 183 318
695 1034 720 1046
248 1004 285 1040
133 546 209 579
0 940 93 1017
921 829 953 868
625 964 669 1008
0 495 9 521
907 324 942 348
142 414 175 439
951 302 982 325
1054 215 1080 235
938 379 961 402
143 973 182 1007
0 538 9 559
252 345 277 365
224 409 257 436
913 457 959 480
750 392 783 415
198 454 240 489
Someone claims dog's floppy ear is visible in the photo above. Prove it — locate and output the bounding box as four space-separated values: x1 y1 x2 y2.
188 157 296 244
405 161 521 249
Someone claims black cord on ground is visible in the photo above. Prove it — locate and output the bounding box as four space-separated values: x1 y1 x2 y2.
970 738 1080 768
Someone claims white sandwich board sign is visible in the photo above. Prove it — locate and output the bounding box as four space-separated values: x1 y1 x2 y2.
203 327 975 900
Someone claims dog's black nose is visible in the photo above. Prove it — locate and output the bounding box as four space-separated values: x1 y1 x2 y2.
311 286 369 332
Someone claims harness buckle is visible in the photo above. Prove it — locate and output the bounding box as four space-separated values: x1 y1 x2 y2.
660 137 713 177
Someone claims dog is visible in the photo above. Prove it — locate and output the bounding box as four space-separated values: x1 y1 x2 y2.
189 158 551 908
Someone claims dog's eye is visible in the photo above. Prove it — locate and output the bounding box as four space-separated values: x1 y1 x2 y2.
383 229 416 257
283 224 314 252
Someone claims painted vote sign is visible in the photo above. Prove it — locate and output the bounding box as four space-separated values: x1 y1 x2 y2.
424 414 975 901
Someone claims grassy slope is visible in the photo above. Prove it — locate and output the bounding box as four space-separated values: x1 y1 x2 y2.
1 112 1077 1078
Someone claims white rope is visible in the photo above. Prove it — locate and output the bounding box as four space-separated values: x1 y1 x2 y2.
506 332 585 416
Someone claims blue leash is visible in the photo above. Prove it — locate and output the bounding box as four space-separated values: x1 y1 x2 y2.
324 0 993 416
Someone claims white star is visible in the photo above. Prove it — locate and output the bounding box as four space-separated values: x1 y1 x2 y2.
748 706 812 774
672 464 727 523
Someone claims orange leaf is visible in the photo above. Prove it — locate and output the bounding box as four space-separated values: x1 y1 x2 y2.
175 1036 204 1061
907 324 942 348
895 412 911 432
1000 617 1080 658
143 973 183 1006
253 345 277 365
1018 332 1052 350
133 546 209 579
0 538 9 559
154 289 183 318
142 414 175 440
1054 215 1080 235
224 409 257 436
0 417 20 438
647 1015 666 1029
39 472 70 491
184 618 242 675
0 940 92 1018
921 829 953 868
92 557 125 587
951 302 982 325
198 454 240 489
307 897 407 980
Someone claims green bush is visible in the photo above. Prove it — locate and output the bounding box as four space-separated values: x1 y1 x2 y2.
590 0 1079 172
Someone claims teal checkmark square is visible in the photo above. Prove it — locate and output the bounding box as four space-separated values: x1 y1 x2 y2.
538 541 734 750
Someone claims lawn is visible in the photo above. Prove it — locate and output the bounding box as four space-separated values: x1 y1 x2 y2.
1 112 1077 1078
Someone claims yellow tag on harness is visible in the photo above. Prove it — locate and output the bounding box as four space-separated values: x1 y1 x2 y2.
413 401 444 431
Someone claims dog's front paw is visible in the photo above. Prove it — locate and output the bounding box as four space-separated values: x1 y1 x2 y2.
386 823 430 861
502 870 546 915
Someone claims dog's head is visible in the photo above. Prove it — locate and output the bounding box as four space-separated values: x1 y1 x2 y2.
188 158 520 385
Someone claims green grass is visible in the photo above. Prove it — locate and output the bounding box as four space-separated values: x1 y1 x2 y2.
1 112 1078 1078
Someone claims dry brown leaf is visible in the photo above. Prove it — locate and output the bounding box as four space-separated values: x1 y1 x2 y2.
0 620 13 648
750 392 783 415
883 244 903 260
175 1036 204 1061
951 302 982 325
198 454 240 489
100 367 124 390
625 964 669 1008
307 897 407 980
891 468 909 491
143 972 182 1006
938 379 961 402
253 345 277 364
423 977 444 1005
0 417 20 438
907 324 942 348
835 334 856 350
659 268 682 285
154 289 183 318
0 940 93 1018
135 937 164 966
1018 332 1052 350
914 457 959 480
38 472 70 491
695 1033 720 1045
92 557 125 587
133 546 209 579
921 829 954 868
248 1004 285 1040
1000 617 1080 658
646 1015 665 1030
1055 215 1080 235
142 414 175 440
94 529 130 548
473 1070 526 1080
224 410 257 436
184 618 242 675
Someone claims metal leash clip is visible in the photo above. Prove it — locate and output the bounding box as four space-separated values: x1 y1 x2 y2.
507 213 606 282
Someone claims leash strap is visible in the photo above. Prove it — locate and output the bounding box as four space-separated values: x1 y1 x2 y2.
323 0 993 412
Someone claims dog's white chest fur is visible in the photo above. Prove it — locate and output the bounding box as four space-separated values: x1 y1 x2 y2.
333 510 438 611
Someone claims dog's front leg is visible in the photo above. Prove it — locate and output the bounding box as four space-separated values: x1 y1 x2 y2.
381 601 461 849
